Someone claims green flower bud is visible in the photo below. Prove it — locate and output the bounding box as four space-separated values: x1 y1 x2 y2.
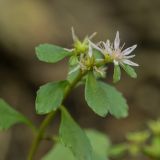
74 41 88 55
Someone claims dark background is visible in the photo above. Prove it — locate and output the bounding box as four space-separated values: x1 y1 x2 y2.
0 0 160 159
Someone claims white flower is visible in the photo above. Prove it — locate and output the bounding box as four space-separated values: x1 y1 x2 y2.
89 31 139 67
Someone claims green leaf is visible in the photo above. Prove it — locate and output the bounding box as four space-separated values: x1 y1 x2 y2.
69 56 79 66
121 64 137 78
92 49 103 59
144 137 160 158
148 119 160 135
43 130 110 160
0 99 31 130
86 130 110 160
128 144 140 155
85 72 109 117
126 131 150 143
67 66 80 83
42 143 76 160
108 144 127 158
36 81 68 114
98 82 128 118
36 44 71 63
113 65 121 83
59 107 92 160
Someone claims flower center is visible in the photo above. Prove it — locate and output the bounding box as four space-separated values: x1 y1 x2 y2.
112 50 123 61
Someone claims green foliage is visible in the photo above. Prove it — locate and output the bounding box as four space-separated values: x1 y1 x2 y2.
0 99 31 130
113 64 121 83
121 64 137 78
144 137 160 158
86 130 110 160
126 131 150 144
148 119 160 135
36 81 68 114
59 107 92 160
36 44 71 63
42 143 76 160
69 56 79 66
109 119 160 160
92 49 103 59
67 66 80 83
43 129 110 160
85 72 128 118
85 72 109 117
107 144 127 158
99 82 128 118
128 144 141 156
0 29 140 159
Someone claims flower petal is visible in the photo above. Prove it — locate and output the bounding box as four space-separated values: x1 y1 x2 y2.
123 59 139 66
88 44 92 57
114 31 120 50
104 40 112 54
88 32 97 40
95 59 104 62
71 27 78 42
64 48 74 52
124 54 135 59
89 40 103 53
122 45 137 55
68 65 80 75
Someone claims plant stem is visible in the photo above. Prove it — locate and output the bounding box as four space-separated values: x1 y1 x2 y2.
26 119 38 134
27 70 86 160
27 111 56 160
64 70 86 100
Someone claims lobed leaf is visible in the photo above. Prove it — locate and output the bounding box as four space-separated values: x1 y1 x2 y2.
85 72 109 117
98 82 128 118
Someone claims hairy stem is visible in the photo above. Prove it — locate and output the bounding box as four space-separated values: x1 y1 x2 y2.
27 70 86 160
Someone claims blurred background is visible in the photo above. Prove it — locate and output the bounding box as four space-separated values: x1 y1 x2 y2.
0 0 160 159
